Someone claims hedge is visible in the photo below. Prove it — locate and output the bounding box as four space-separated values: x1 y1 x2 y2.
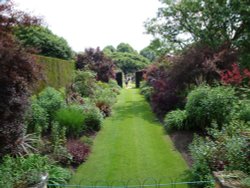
34 55 75 93
116 72 123 88
135 71 143 88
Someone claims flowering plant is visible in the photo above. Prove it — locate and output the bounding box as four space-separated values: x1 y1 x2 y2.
220 63 250 86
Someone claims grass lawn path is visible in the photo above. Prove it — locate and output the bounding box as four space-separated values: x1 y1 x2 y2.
71 89 188 185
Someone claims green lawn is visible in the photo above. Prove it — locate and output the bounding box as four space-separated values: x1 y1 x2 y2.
70 89 188 186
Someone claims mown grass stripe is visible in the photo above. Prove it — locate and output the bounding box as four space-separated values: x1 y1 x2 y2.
70 89 188 186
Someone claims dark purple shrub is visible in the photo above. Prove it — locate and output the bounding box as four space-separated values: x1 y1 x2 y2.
66 139 90 165
144 43 238 118
76 47 115 82
0 1 41 157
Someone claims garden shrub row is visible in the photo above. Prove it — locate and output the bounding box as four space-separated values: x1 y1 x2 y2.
164 85 237 131
17 70 120 185
0 2 120 186
141 62 250 187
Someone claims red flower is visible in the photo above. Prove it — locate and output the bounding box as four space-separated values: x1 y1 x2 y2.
220 63 249 86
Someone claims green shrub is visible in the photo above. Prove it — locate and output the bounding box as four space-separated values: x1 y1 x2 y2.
95 81 117 105
93 81 118 117
185 85 236 130
189 136 215 188
55 106 85 137
140 81 153 101
84 113 102 131
0 154 71 188
51 121 67 148
80 136 94 146
225 136 249 172
37 87 66 121
239 101 250 122
47 164 71 186
73 70 97 97
26 98 49 136
81 99 103 131
189 120 250 187
241 177 250 187
164 109 187 131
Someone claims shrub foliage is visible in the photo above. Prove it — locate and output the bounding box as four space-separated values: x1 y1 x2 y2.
189 120 250 186
76 47 115 82
164 110 187 131
0 0 41 157
66 139 90 165
56 106 85 138
144 43 237 117
185 85 236 129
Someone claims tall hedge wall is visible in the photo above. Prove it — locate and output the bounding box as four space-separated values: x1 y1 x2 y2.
34 55 75 92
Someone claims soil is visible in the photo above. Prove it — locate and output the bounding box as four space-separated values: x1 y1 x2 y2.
169 130 194 167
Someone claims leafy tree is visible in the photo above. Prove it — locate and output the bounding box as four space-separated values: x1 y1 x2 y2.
117 43 136 53
140 46 157 62
76 47 115 82
145 0 250 63
14 26 73 60
110 52 150 74
103 43 151 74
103 45 116 55
0 0 40 157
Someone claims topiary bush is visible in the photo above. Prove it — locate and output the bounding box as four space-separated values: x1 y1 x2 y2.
140 81 153 102
55 105 85 138
115 72 123 88
35 55 75 93
164 109 187 131
185 85 236 130
84 113 102 131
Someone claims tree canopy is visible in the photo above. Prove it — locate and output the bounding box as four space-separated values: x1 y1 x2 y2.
14 26 73 60
103 45 116 55
104 43 151 74
116 43 136 53
140 46 157 62
145 0 250 64
110 52 150 74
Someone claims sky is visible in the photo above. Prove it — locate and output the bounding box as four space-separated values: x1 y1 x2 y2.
13 0 162 52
